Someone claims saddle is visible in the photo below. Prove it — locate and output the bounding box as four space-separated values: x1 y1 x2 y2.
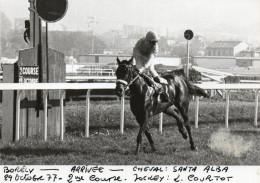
140 73 170 102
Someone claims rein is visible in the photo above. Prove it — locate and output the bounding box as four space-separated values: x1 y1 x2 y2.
116 64 140 91
116 74 139 91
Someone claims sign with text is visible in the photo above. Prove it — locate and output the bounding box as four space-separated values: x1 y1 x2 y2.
19 66 39 83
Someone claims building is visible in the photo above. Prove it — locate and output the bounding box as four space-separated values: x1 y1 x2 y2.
236 57 260 68
190 36 205 56
205 41 248 56
193 56 236 69
0 12 12 58
192 56 260 69
122 25 160 38
237 48 260 58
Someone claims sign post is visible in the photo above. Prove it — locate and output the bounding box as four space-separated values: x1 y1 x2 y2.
36 0 68 83
1 1 68 143
19 66 39 83
184 29 194 79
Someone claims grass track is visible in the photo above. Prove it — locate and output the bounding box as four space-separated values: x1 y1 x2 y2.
0 97 260 165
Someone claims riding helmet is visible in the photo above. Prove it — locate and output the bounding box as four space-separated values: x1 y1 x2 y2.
145 31 160 42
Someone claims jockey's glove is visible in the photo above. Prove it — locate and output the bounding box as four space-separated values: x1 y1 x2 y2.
154 76 168 84
139 72 155 86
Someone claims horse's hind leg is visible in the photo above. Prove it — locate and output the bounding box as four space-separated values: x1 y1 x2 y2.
179 105 197 150
164 105 188 139
183 114 196 150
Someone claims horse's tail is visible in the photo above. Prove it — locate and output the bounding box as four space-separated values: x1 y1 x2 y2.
184 79 210 98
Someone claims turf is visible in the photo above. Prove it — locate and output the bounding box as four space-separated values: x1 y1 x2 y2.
0 97 259 165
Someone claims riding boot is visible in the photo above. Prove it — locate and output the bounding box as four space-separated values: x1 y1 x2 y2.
153 82 170 102
160 91 170 102
140 73 170 102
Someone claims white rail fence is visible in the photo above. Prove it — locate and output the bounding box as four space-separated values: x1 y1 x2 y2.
0 83 259 142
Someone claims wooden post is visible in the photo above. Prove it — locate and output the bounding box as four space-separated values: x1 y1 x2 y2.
43 90 48 141
159 113 163 134
60 90 65 140
28 0 41 47
85 89 91 138
254 90 259 127
2 63 18 143
15 90 23 141
195 96 200 128
95 56 99 63
225 90 230 128
120 93 125 135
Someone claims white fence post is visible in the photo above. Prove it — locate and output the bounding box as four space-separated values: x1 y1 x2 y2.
159 113 163 134
1 82 260 142
120 93 125 135
254 90 259 127
60 90 65 141
15 90 23 141
195 96 200 128
225 90 230 128
43 90 49 141
85 89 91 138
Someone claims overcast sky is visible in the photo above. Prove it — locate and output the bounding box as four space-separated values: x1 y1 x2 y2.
1 0 259 35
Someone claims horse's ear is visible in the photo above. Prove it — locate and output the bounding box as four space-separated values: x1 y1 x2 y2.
116 57 121 65
129 56 133 64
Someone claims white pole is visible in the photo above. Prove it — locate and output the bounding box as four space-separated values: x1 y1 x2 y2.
195 96 200 128
15 90 22 141
0 8 1 59
120 93 125 134
225 90 230 128
85 89 91 137
186 40 190 79
254 90 259 127
159 113 163 133
60 90 65 141
44 90 48 141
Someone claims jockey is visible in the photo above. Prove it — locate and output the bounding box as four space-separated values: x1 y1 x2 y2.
133 31 169 102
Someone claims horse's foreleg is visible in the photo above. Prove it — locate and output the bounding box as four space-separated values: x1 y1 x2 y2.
164 106 188 139
135 114 148 155
144 128 156 152
135 128 143 155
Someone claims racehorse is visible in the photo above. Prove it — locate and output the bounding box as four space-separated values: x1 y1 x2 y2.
115 57 209 155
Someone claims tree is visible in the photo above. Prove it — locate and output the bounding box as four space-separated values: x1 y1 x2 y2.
170 44 187 57
48 31 107 56
1 29 28 58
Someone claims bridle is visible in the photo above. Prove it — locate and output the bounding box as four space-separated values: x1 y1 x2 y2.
116 64 140 91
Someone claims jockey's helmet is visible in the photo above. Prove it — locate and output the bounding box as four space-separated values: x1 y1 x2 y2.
145 31 160 42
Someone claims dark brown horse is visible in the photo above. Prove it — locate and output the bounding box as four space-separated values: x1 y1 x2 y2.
115 57 209 155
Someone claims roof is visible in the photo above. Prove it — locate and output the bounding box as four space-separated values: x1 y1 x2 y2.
207 41 242 48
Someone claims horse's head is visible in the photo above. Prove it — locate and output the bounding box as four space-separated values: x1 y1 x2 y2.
115 57 136 97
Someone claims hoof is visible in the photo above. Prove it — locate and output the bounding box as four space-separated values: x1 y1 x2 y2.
172 148 178 152
191 146 198 151
151 147 157 152
182 133 188 139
